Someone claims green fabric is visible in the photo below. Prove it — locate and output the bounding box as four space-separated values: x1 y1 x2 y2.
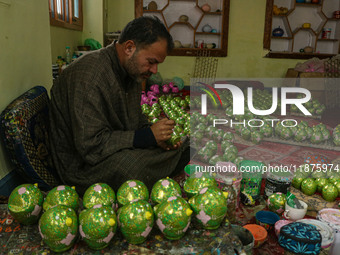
84 38 102 50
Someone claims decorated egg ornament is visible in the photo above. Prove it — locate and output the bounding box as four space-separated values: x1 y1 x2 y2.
150 177 182 205
154 196 192 240
39 205 78 252
79 204 117 250
117 200 154 244
117 180 149 206
267 192 286 215
189 186 227 229
8 183 43 225
43 185 79 212
83 183 116 209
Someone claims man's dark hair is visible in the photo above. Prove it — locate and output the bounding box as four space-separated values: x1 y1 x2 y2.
118 16 174 53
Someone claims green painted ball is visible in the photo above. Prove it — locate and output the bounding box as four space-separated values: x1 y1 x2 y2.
8 183 43 225
292 177 304 190
315 178 329 193
79 205 117 250
150 178 182 205
301 178 317 196
117 180 149 207
267 192 286 215
117 200 154 244
39 205 78 253
43 185 79 212
322 184 339 202
154 196 192 240
83 183 115 209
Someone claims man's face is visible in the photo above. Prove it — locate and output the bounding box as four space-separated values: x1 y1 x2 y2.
125 39 168 83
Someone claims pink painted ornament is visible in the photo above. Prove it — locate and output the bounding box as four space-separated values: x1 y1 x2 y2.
141 91 149 105
148 94 158 106
150 84 160 94
162 84 170 94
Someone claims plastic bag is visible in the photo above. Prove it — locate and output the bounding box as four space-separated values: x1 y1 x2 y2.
84 38 102 50
294 57 328 73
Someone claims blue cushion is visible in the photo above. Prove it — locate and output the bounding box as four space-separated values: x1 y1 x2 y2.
0 86 59 190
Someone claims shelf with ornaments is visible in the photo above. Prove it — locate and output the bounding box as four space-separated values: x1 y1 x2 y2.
264 0 340 59
135 0 230 56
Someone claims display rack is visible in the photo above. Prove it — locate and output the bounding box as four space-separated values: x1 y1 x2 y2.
135 0 230 57
264 0 340 59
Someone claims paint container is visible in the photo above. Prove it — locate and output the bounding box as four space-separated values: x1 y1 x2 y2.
264 170 294 199
215 161 242 206
240 160 263 201
231 224 254 255
317 208 340 255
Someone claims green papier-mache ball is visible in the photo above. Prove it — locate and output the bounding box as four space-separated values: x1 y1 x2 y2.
83 183 116 209
8 183 43 225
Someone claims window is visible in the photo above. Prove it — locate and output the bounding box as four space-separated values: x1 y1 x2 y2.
49 0 83 31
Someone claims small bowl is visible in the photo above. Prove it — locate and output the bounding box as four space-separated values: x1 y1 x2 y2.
255 210 280 231
231 224 254 253
243 224 268 248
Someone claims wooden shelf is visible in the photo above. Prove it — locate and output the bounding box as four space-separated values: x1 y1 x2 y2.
295 3 322 7
169 21 194 30
264 0 340 58
293 27 317 35
265 51 334 59
271 36 293 39
170 48 223 57
318 38 338 42
203 11 222 15
142 10 162 13
135 0 230 57
196 32 221 36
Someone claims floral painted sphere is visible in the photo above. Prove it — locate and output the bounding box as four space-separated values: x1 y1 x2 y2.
8 183 43 225
79 204 117 250
267 193 286 215
83 183 116 210
251 131 264 144
304 155 330 166
183 171 217 198
43 185 79 212
150 177 182 205
117 200 154 244
154 196 192 240
117 180 149 207
188 186 227 229
39 205 78 252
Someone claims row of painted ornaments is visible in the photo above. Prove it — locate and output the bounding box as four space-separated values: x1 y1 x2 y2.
8 177 228 251
38 184 228 252
8 171 220 227
7 179 170 226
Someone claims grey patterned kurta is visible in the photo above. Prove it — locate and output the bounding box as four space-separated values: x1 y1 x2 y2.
49 42 188 194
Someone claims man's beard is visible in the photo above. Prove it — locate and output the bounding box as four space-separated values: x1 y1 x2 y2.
125 52 152 83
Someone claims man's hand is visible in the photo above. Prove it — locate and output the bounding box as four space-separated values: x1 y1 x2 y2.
150 118 181 150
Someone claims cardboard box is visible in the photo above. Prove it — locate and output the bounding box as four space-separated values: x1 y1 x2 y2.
285 69 325 103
